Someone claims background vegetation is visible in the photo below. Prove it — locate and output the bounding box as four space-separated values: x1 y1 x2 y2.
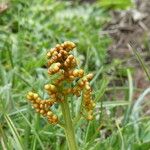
0 0 150 150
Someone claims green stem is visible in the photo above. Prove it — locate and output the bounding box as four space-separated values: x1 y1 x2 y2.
60 98 78 150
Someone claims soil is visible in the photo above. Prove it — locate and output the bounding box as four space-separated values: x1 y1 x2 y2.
102 0 150 114
103 0 150 55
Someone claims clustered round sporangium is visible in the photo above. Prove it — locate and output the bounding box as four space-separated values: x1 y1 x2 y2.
27 41 95 125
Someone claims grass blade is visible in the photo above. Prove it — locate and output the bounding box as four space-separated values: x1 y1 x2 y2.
128 44 150 81
123 69 134 124
4 114 24 150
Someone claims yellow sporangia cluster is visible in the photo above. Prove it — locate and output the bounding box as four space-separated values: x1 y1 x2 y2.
27 41 95 124
26 92 58 124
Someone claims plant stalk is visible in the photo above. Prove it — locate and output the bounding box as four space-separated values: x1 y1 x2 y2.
60 98 78 150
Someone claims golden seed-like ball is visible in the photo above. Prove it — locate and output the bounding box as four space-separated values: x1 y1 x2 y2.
82 78 87 83
72 69 79 77
58 53 62 58
48 63 61 75
52 115 58 121
50 85 57 92
26 92 33 100
33 93 38 99
26 95 32 100
78 69 84 77
78 81 84 87
44 84 57 93
28 91 34 96
86 73 94 81
47 51 52 58
53 66 59 72
44 104 48 108
55 44 62 51
64 41 76 51
85 84 91 91
52 55 58 61
44 84 50 90
71 59 76 65
68 55 74 60
39 104 44 109
52 115 58 123
40 109 45 115
27 92 39 103
47 48 56 58
87 115 94 120
47 111 53 116
47 114 58 124
64 62 68 67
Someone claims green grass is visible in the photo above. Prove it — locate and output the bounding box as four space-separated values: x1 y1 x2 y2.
0 0 150 150
98 0 133 9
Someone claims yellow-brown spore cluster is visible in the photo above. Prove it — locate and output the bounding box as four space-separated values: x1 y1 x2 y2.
27 91 58 124
27 41 95 124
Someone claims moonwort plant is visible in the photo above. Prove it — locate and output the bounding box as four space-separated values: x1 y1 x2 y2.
26 41 95 150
